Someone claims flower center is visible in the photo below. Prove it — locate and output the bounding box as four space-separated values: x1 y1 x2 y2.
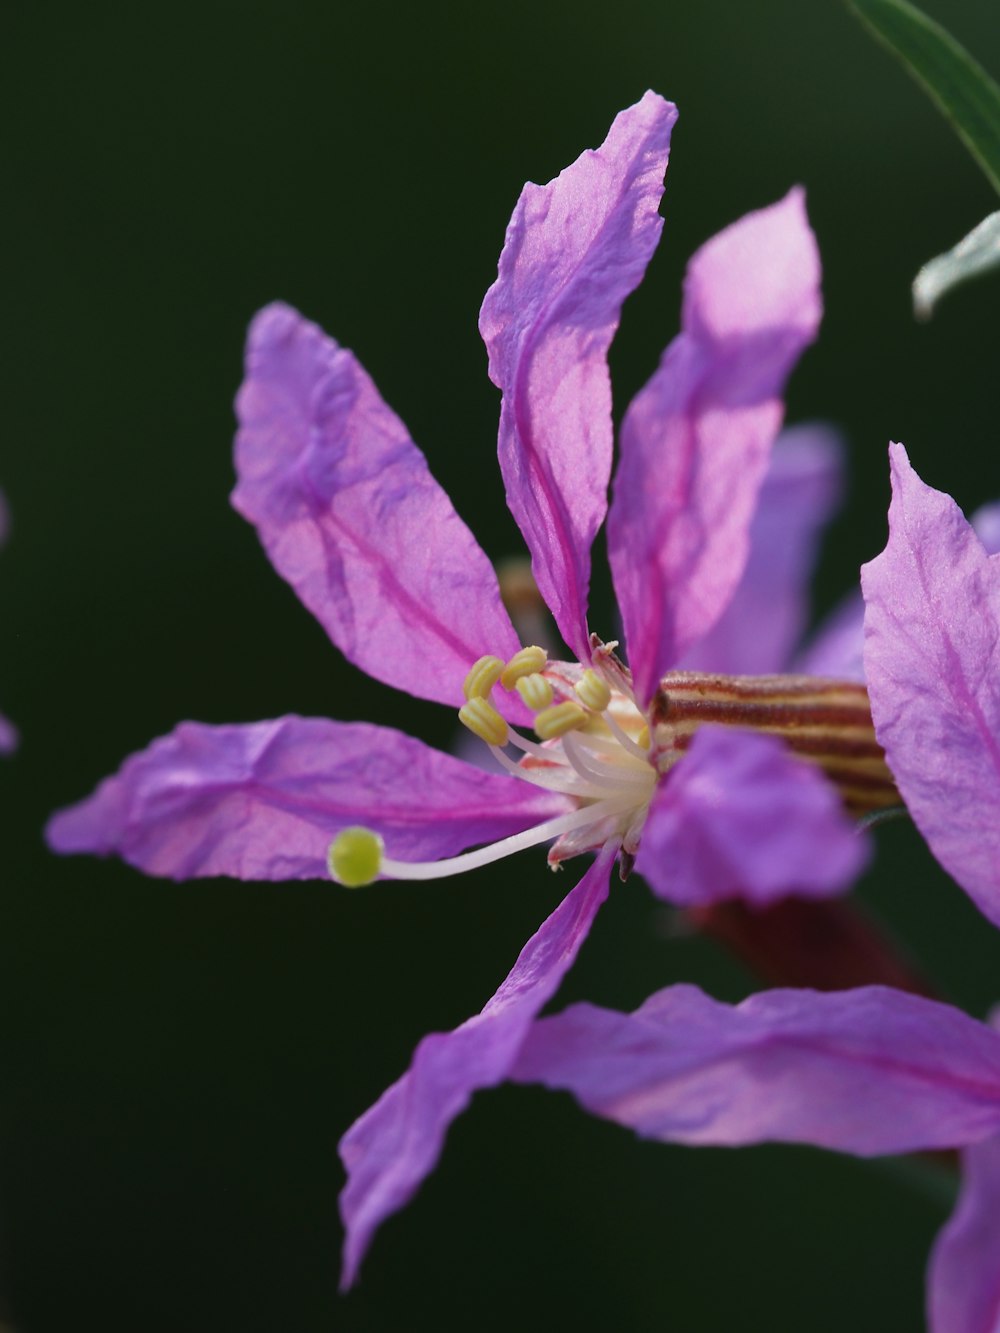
326 647 900 889
327 640 658 888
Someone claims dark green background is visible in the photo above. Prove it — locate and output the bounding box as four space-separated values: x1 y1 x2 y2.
3 1 1000 1329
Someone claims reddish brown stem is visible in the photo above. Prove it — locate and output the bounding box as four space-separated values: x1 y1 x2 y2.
688 897 937 997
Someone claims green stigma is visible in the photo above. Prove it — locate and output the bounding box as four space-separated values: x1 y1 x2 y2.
328 827 384 888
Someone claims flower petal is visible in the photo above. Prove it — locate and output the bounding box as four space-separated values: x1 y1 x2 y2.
479 92 677 662
609 189 822 704
928 1134 1000 1333
338 844 614 1288
635 726 868 907
45 716 570 880
512 984 1000 1154
679 424 843 675
862 444 1000 927
233 303 521 709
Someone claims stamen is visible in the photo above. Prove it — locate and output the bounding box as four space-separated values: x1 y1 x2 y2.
501 645 547 690
575 668 611 713
516 672 554 710
535 701 588 739
603 710 650 760
560 731 653 792
328 826 385 887
356 796 636 882
503 729 553 760
487 742 609 799
458 697 508 746
463 655 505 700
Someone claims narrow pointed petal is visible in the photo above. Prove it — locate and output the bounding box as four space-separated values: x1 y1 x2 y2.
928 1134 1000 1333
233 303 521 709
479 93 678 661
862 445 1000 927
45 717 570 880
680 424 843 674
635 726 868 907
338 845 614 1288
610 190 822 705
512 984 1000 1154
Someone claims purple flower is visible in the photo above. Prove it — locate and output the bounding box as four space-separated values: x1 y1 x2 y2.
45 93 883 1284
0 491 17 756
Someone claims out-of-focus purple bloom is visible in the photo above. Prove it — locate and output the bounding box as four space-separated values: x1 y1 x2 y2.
0 491 17 756
46 93 881 1284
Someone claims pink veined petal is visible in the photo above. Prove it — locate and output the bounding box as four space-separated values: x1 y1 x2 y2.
634 726 868 907
928 1133 1000 1333
45 716 571 881
233 303 522 710
862 444 1000 928
338 844 614 1289
609 189 823 705
479 92 678 662
511 983 1000 1154
679 423 843 675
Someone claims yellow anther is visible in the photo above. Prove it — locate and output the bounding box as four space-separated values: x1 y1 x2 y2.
463 655 505 700
515 672 554 711
500 645 547 690
575 668 612 713
638 725 651 750
328 827 384 888
535 701 588 740
458 697 509 747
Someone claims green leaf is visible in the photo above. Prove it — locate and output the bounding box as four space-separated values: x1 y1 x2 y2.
848 0 1000 196
912 209 1000 318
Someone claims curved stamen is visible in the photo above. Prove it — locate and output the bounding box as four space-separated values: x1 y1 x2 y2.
504 729 558 761
603 710 649 761
354 796 638 884
561 731 654 793
487 742 608 799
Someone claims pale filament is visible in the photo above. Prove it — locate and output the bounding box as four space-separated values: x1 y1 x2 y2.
487 741 608 799
376 795 639 881
560 731 653 793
